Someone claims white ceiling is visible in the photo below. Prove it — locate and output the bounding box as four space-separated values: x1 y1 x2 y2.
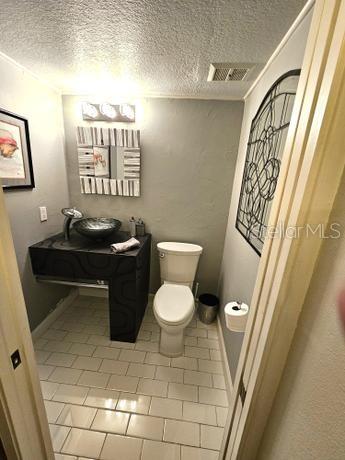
0 0 306 99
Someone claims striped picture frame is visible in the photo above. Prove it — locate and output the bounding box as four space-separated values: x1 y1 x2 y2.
76 127 141 197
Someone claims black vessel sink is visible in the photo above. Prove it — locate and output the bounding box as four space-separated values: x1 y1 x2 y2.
73 217 121 240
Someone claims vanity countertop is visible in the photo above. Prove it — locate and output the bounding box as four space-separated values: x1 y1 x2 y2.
30 230 150 256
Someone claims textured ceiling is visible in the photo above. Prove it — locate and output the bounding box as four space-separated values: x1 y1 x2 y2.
0 0 306 99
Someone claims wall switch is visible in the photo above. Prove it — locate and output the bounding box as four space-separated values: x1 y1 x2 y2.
39 206 48 222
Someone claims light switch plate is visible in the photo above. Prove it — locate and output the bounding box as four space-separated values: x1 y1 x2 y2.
39 206 47 222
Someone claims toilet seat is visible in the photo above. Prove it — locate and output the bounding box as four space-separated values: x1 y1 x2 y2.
154 284 194 326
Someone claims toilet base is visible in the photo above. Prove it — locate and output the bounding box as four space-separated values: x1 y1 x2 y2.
159 328 184 357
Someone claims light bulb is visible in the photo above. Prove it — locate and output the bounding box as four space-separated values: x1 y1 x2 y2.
82 102 98 119
100 103 117 119
120 104 135 121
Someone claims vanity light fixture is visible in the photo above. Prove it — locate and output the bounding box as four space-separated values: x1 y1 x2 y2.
82 102 135 122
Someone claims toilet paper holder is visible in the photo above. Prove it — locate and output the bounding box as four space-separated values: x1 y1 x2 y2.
225 300 249 333
232 301 243 311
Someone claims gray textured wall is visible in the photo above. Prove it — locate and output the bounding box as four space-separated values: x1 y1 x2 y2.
63 96 243 294
1 57 70 330
218 9 312 381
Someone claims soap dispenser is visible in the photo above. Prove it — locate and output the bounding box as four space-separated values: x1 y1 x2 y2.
129 217 136 237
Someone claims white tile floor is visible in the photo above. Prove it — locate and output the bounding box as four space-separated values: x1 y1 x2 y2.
34 295 228 460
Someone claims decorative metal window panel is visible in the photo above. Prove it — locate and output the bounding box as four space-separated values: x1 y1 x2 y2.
236 70 300 255
76 126 141 197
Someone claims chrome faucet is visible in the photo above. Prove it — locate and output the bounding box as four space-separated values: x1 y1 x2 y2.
61 207 83 240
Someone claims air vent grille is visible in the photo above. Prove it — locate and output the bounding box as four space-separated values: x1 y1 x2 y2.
208 63 252 82
213 68 230 81
228 68 249 81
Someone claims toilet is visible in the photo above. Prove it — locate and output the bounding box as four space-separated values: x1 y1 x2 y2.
153 242 203 357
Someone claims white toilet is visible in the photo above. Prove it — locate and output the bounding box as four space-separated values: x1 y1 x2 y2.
153 242 203 357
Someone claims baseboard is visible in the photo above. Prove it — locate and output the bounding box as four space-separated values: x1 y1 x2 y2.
31 288 78 341
217 315 233 394
78 286 108 298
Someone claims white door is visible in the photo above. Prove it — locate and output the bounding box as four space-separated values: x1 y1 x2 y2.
221 0 345 458
0 183 54 459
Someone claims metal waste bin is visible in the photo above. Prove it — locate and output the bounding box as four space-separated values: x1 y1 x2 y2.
198 293 219 324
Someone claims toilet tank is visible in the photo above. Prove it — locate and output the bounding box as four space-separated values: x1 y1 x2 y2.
157 242 203 287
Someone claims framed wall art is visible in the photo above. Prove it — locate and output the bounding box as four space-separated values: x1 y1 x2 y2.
236 69 301 255
0 108 35 190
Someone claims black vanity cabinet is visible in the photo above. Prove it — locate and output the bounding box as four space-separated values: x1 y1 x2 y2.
29 231 151 342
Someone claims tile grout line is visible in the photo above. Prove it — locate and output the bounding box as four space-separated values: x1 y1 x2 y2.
41 364 226 391
41 374 227 407
38 351 225 372
52 416 220 455
98 428 108 460
58 425 72 455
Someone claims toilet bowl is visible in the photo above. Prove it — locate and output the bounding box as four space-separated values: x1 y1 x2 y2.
153 241 203 357
154 283 195 356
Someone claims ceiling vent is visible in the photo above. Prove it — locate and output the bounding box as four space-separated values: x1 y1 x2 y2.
207 63 253 82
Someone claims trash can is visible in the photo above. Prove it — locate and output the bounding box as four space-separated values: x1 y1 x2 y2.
198 293 219 324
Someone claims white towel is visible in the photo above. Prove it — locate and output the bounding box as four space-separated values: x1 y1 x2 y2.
110 237 140 253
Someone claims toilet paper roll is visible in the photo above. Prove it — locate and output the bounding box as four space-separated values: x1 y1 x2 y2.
224 301 249 332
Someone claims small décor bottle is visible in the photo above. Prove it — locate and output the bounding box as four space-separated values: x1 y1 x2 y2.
136 218 145 236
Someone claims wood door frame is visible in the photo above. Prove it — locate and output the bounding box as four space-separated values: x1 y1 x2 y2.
0 185 54 460
221 0 345 458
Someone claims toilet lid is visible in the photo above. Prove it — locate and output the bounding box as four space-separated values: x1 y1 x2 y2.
154 284 194 325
